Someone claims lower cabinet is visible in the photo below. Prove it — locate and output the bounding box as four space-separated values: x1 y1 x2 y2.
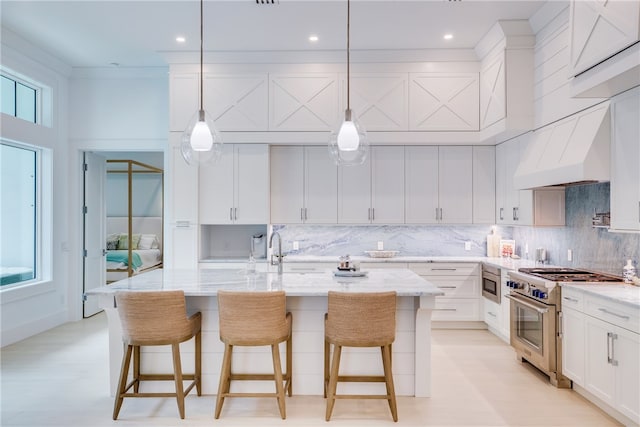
409 262 482 324
561 287 640 425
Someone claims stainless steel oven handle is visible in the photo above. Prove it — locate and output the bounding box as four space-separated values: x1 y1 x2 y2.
504 294 549 314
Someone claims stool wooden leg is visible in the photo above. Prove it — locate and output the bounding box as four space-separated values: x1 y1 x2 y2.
171 343 186 419
214 343 233 419
113 344 133 420
286 333 293 397
195 330 202 396
325 344 342 421
324 339 330 398
381 344 398 422
133 345 140 393
272 343 287 419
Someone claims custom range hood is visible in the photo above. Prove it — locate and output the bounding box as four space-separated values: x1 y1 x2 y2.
513 102 611 190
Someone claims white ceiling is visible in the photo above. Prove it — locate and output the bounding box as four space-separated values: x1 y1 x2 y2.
1 0 546 68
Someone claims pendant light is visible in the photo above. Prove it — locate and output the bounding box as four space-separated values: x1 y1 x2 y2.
328 0 368 166
181 0 223 165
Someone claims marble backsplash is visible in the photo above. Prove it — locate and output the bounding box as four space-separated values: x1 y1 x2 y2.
501 182 639 276
273 183 639 275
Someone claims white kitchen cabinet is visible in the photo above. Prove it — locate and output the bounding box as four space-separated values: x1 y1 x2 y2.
483 298 502 332
346 73 408 131
439 146 473 224
560 287 640 425
473 146 496 224
405 146 439 224
269 73 338 131
561 305 586 387
495 134 565 226
270 146 337 224
167 135 198 269
338 146 404 224
404 146 473 224
409 73 479 131
569 0 640 77
409 262 482 324
610 87 640 232
170 72 268 132
199 144 269 224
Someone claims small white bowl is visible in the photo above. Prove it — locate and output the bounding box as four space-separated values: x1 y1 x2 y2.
364 250 399 258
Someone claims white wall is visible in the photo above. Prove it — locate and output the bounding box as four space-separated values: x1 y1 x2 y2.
0 28 72 346
68 67 169 323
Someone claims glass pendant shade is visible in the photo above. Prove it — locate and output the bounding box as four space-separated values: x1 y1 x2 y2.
329 109 368 166
181 109 223 165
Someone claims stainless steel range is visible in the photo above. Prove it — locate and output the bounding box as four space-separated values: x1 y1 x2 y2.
506 267 623 388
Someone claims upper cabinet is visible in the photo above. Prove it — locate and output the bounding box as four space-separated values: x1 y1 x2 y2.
270 146 337 224
473 146 496 224
346 73 408 131
170 73 268 132
495 134 565 227
338 146 405 224
199 144 269 225
569 0 640 76
409 73 479 131
610 87 640 233
405 146 474 224
476 21 534 139
269 73 338 131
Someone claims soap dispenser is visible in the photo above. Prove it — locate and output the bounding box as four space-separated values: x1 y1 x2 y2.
623 259 637 283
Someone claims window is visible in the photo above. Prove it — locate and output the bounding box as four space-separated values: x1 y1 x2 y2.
1 74 37 123
0 143 37 286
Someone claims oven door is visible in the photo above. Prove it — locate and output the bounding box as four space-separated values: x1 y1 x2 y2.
506 293 557 373
481 271 501 304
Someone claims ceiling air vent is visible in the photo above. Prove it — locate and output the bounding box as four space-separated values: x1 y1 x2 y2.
256 0 279 4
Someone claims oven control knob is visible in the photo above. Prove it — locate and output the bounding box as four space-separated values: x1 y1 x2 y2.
531 289 538 297
539 292 547 299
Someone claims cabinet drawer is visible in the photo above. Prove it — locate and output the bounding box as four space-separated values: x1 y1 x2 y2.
408 262 479 276
561 287 585 312
484 298 502 330
433 298 482 321
585 295 640 334
423 275 479 298
360 262 408 270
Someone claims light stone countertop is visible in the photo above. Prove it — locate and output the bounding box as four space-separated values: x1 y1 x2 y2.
561 283 640 309
86 267 444 297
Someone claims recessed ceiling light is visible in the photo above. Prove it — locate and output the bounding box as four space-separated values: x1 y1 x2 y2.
443 34 454 40
309 35 319 42
176 36 186 43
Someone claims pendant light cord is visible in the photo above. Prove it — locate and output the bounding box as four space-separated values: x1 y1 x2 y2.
199 0 204 113
346 0 350 111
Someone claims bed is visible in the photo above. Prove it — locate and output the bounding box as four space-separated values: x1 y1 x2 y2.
106 216 163 283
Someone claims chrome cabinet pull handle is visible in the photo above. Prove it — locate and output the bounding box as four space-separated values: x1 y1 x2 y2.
438 286 457 289
598 308 630 320
304 208 308 221
432 268 457 271
234 208 238 220
434 308 457 312
230 208 233 221
607 332 619 366
488 312 497 317
499 207 504 220
563 296 579 303
558 311 563 339
301 208 304 221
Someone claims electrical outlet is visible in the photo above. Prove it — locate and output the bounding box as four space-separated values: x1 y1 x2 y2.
293 241 299 251
377 241 384 250
465 241 472 251
567 249 572 261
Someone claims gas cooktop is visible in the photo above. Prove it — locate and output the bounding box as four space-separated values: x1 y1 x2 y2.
518 267 623 283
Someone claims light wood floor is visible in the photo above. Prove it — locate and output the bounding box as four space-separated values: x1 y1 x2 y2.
1 313 620 426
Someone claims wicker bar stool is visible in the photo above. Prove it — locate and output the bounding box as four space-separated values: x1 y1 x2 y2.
214 290 292 419
324 291 398 422
112 290 202 420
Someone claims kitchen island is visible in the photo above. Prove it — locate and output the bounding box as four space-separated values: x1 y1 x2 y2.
87 267 443 397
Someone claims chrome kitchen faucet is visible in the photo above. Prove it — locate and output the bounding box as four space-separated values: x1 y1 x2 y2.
269 231 284 275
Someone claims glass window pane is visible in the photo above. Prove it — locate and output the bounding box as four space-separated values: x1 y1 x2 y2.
16 82 36 123
0 144 36 286
1 76 16 117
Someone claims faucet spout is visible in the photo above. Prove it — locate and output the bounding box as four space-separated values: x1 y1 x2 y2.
269 231 283 275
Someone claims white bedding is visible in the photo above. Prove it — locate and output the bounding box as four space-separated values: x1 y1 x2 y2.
107 249 162 271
